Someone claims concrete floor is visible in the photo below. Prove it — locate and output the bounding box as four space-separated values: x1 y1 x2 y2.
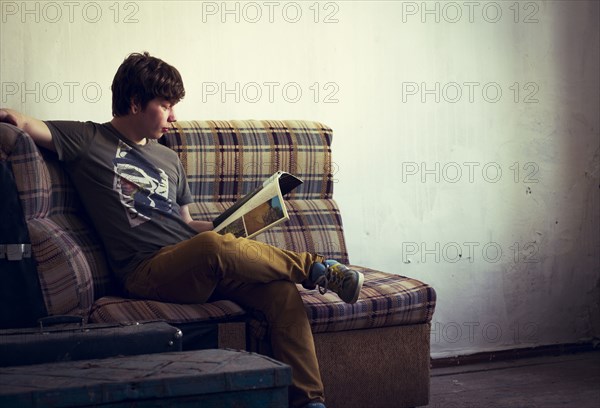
422 350 600 408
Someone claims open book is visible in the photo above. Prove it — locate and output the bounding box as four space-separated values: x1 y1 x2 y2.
213 171 303 239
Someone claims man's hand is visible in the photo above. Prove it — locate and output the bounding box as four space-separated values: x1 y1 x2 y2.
0 108 55 151
180 204 214 233
0 108 19 126
188 220 215 234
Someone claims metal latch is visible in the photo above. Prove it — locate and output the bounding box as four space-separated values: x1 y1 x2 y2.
0 244 32 261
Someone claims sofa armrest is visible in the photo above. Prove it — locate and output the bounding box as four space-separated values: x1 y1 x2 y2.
27 218 94 317
1 123 100 318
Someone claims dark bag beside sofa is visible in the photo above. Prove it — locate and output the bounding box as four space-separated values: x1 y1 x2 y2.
0 317 182 367
0 160 47 329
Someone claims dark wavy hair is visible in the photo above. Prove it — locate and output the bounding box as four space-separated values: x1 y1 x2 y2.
111 52 185 117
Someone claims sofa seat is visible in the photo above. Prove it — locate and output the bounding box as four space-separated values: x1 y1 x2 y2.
302 268 436 332
89 297 245 325
88 297 248 350
248 268 435 339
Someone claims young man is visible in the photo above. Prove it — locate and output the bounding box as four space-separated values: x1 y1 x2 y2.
0 52 363 408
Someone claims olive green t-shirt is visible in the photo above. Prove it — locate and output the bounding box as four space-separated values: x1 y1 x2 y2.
45 120 196 283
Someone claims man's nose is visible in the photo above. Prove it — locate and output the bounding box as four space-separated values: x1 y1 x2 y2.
168 109 177 122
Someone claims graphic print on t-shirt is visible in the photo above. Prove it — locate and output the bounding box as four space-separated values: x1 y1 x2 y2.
113 140 172 227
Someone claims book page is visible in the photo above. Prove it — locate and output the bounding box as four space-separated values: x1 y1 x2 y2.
213 171 301 238
213 176 280 234
244 192 288 238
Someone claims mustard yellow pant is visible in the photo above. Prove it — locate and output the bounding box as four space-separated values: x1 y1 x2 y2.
125 231 325 407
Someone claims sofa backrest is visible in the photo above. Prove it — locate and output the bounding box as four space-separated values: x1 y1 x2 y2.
162 120 349 263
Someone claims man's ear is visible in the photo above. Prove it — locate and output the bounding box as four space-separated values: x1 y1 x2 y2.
129 97 141 114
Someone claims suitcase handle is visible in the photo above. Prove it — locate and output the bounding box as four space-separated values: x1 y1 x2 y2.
38 315 85 331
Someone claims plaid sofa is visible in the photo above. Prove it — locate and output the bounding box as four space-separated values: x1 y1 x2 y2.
0 120 436 408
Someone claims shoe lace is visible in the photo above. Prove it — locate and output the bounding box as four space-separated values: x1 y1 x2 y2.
315 274 329 295
315 264 344 295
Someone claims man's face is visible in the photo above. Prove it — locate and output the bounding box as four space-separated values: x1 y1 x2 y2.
137 97 177 140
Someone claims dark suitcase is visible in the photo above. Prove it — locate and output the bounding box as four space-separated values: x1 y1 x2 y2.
0 316 182 367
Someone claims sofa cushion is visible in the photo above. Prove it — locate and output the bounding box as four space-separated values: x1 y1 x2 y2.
188 199 349 264
302 268 437 333
40 151 114 298
88 297 245 324
249 268 437 338
162 120 335 202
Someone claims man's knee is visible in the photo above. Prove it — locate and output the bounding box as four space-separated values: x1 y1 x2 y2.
196 232 272 266
193 230 223 248
190 231 232 259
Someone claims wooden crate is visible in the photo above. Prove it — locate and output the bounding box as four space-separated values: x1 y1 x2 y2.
0 349 291 407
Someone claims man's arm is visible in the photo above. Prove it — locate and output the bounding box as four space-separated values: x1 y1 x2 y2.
180 204 214 233
0 108 55 152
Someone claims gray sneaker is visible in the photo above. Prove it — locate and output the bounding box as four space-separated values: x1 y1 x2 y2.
305 260 364 304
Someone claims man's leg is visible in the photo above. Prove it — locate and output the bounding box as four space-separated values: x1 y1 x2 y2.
125 231 321 303
125 230 326 407
212 279 326 408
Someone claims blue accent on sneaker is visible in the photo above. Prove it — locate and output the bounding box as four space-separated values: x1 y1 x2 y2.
310 262 327 282
302 402 326 408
